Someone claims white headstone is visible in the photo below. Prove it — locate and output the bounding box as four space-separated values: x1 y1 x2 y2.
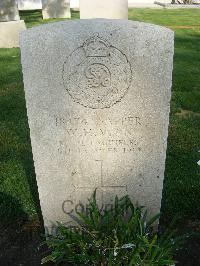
0 0 26 48
20 19 174 232
17 0 42 10
0 20 26 48
80 0 128 19
42 0 71 19
70 0 79 10
0 0 20 22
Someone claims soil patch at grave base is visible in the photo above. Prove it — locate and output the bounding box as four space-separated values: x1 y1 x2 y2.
0 220 53 266
0 219 199 265
174 219 200 266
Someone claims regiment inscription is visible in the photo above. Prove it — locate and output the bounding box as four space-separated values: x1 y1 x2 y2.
62 36 132 109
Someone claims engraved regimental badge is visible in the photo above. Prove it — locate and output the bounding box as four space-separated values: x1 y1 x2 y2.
62 36 132 109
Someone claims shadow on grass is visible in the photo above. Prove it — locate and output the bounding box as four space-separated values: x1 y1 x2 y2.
0 127 43 228
172 32 200 112
175 32 200 48
20 142 44 227
0 192 28 223
20 9 43 23
0 194 45 266
160 115 200 224
0 50 22 87
0 113 44 229
0 53 43 228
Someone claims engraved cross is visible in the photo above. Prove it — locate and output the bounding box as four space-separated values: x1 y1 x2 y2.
74 160 127 204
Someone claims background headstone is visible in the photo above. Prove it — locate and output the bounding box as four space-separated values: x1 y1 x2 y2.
0 20 26 48
80 0 128 19
70 0 79 10
0 0 20 22
17 0 42 10
20 19 174 232
0 0 26 48
42 0 71 19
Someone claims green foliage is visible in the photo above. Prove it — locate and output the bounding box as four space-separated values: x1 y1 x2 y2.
42 192 183 265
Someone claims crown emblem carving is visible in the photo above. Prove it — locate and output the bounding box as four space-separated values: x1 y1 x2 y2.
83 36 110 57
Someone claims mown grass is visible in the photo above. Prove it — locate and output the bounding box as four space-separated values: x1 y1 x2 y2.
0 9 199 224
129 8 200 26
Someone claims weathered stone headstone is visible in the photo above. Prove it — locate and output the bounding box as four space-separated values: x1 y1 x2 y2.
42 0 71 19
20 19 174 232
0 0 26 48
70 0 79 10
0 0 20 21
80 0 128 19
17 0 42 10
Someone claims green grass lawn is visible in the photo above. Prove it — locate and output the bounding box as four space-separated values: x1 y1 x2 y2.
0 9 199 225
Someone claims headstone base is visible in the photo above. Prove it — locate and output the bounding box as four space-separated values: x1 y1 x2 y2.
0 20 26 48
